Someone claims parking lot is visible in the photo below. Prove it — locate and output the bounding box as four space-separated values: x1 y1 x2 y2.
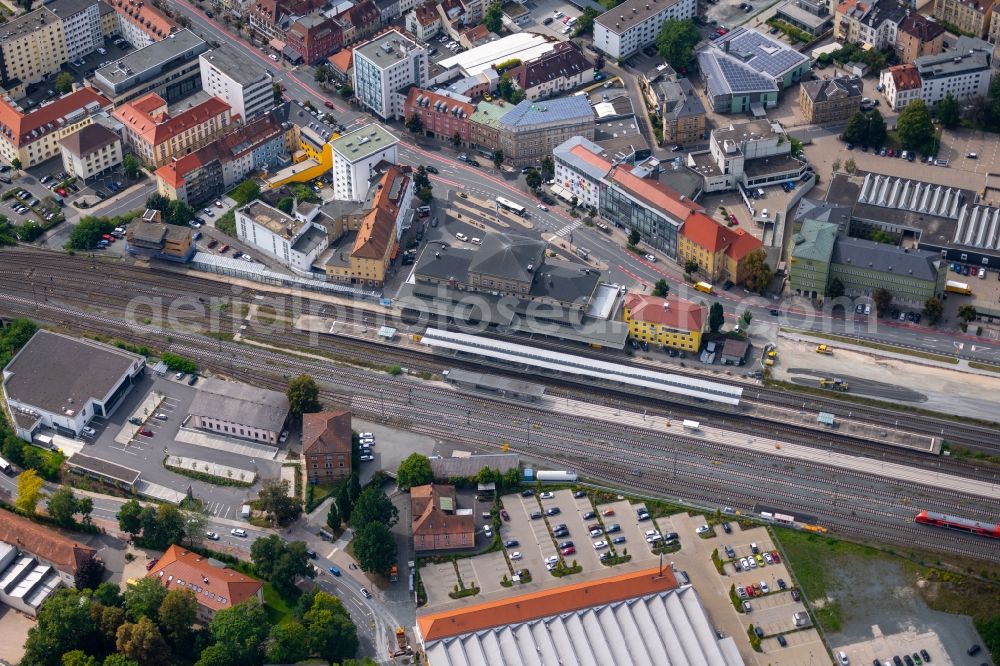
75 371 282 519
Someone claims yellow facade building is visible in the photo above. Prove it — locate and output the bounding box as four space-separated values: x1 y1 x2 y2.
623 294 706 352
677 212 764 285
0 8 67 91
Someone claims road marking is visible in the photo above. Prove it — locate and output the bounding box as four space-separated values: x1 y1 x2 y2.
554 220 582 238
328 547 339 558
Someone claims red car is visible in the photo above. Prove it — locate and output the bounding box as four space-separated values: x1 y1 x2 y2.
56 187 67 196
771 550 781 563
561 546 576 556
500 509 509 521
324 101 335 109
745 585 755 597
717 27 729 35
219 244 230 253
138 428 153 437
145 559 158 571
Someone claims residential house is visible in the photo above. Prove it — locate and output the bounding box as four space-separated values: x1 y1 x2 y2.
114 93 232 167
798 76 863 124
879 63 922 110
106 0 178 47
352 29 428 120
593 0 698 59
237 199 331 275
336 0 381 46
835 0 907 49
60 123 123 182
0 88 112 168
896 14 946 63
622 294 706 352
403 88 474 146
330 124 400 201
200 44 275 121
0 8 68 93
509 42 593 101
914 37 992 106
411 484 475 551
553 135 612 211
933 0 994 37
677 212 764 284
286 15 343 65
48 0 103 62
124 209 195 262
147 545 263 623
405 2 441 41
302 410 352 482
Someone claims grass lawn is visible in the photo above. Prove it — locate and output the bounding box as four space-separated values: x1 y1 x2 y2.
263 583 295 625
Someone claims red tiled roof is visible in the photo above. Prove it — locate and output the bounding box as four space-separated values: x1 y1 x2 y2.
609 167 703 222
328 48 353 73
352 164 409 260
680 212 762 260
412 2 438 26
569 143 612 173
418 566 679 642
405 88 475 118
115 93 230 146
302 410 352 457
624 294 706 332
109 0 177 40
410 484 474 542
0 509 97 576
898 14 945 42
147 545 263 613
0 88 111 148
888 64 921 92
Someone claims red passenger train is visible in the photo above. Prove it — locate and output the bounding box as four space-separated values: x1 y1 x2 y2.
914 510 1000 538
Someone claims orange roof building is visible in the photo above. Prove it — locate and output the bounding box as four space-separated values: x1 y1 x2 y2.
410 484 474 552
0 88 112 167
302 410 352 482
0 509 97 581
146 545 263 622
115 93 233 166
417 566 742 664
678 212 764 286
107 0 178 47
323 163 411 287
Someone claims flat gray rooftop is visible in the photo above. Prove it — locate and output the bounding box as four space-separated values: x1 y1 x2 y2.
200 43 269 86
188 377 288 432
67 453 142 486
354 29 421 69
2 330 143 418
443 368 546 398
96 28 207 86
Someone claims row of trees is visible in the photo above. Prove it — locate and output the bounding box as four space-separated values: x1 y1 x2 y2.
21 582 365 666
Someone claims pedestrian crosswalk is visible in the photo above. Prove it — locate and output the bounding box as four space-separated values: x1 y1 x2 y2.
555 220 583 238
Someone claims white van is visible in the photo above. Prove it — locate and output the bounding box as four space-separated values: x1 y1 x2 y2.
761 208 769 219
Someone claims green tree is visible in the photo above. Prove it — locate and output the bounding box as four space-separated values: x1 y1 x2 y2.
123 154 141 179
276 197 294 214
337 483 353 523
66 216 114 250
405 113 423 134
873 287 893 316
841 111 866 145
709 302 725 333
958 304 978 322
844 157 857 174
742 248 773 293
572 7 601 36
314 64 331 83
897 100 936 153
627 229 640 247
265 621 310 663
230 180 261 206
497 73 516 101
655 19 700 70
16 468 44 515
451 131 462 148
869 228 894 244
269 540 313 597
103 656 140 666
193 643 232 666
209 599 268 665
540 156 554 180
22 589 98 666
827 277 845 298
326 498 341 531
117 499 144 536
492 150 503 168
11 158 21 172
272 82 283 105
62 650 99 666
525 168 542 190
338 83 353 99
652 279 669 297
140 504 187 550
936 93 961 129
352 522 397 576
349 486 398 529
75 556 104 590
684 260 699 275
303 592 359 663
47 485 81 526
286 374 321 417
116 617 171 666
923 297 944 324
257 478 301 526
348 472 362 503
158 588 198 645
484 0 503 33
123 576 167 621
250 534 285 578
94 582 123 607
741 310 753 325
396 453 433 490
55 71 76 94
864 109 886 147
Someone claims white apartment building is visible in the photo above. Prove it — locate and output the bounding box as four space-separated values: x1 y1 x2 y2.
59 122 123 182
593 0 698 59
879 64 923 111
236 200 330 275
200 44 274 120
49 0 103 62
352 29 428 120
914 37 992 106
330 124 400 201
552 135 611 210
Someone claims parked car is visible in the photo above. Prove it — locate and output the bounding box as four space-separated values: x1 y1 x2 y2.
231 528 247 537
138 428 153 437
205 531 219 540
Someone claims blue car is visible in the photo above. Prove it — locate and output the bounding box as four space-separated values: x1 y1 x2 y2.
329 566 341 577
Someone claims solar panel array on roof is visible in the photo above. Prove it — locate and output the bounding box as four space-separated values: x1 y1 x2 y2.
716 58 778 94
720 27 809 76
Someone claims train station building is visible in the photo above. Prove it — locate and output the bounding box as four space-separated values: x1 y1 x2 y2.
1 331 146 441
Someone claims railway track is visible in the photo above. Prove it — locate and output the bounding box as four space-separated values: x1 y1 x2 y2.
1 288 998 563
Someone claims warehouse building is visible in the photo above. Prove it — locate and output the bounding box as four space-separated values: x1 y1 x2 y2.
418 566 744 665
187 378 289 444
2 331 145 441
